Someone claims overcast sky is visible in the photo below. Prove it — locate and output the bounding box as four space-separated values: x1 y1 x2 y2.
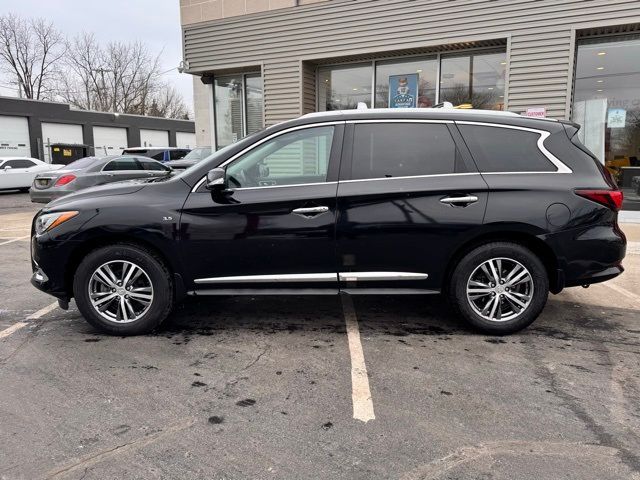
0 0 194 109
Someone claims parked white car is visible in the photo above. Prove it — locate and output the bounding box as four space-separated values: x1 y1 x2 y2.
0 157 63 192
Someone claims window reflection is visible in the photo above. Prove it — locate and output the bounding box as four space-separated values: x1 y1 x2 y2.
573 36 640 211
318 64 372 111
440 52 505 110
375 57 437 108
215 76 244 148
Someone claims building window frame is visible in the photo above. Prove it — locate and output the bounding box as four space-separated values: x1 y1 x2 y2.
316 47 506 111
212 71 264 150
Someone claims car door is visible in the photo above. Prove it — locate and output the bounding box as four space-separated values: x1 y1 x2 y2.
179 123 344 292
0 159 35 188
336 120 488 293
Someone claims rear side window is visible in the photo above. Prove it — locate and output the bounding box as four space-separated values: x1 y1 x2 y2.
140 160 169 171
103 158 143 171
349 123 465 180
151 151 166 161
458 125 556 172
4 159 35 168
169 150 187 160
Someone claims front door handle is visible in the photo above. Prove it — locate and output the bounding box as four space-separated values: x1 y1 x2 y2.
440 195 479 206
292 206 330 217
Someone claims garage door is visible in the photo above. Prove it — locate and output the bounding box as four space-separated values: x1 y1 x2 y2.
41 123 83 163
0 116 31 158
176 132 197 148
140 129 169 147
93 126 128 156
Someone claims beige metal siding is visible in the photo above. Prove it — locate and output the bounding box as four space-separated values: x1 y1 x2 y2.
184 0 640 122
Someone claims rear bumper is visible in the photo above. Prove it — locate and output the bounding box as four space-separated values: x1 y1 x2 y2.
29 188 69 204
543 223 626 290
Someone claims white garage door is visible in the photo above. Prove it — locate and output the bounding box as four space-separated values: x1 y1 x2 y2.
0 116 31 158
140 129 169 147
176 132 197 149
41 122 83 163
93 126 128 156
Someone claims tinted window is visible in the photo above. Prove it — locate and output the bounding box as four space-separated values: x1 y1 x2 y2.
458 125 556 172
140 160 169 171
226 126 334 188
65 157 99 170
103 158 143 171
4 159 35 168
350 123 465 180
151 151 166 161
169 150 188 160
183 147 212 161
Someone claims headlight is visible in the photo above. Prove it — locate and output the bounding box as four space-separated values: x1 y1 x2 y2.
35 211 79 235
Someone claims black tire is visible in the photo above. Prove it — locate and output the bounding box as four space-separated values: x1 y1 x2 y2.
73 244 174 335
448 242 549 335
19 187 29 193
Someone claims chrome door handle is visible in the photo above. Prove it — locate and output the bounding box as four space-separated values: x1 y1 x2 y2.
292 206 330 216
440 195 479 206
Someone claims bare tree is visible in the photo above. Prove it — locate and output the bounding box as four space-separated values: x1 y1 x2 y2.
59 34 190 119
0 13 65 99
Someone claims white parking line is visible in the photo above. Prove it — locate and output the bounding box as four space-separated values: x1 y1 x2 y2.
341 294 375 423
0 301 58 340
0 235 30 246
603 282 640 308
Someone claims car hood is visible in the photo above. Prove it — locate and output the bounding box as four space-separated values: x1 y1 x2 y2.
46 181 146 209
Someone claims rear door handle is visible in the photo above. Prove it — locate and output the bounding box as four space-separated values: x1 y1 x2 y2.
292 206 330 217
440 195 479 206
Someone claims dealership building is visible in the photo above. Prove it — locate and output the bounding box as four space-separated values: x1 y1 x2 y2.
0 97 196 162
180 0 640 207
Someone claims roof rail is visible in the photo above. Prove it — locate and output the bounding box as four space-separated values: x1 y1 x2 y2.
302 107 520 118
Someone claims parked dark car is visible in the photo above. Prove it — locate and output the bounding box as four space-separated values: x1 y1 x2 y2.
165 146 213 170
122 147 190 162
30 155 171 203
31 108 626 336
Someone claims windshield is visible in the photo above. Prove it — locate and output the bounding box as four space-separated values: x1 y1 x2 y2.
182 147 212 161
63 157 99 170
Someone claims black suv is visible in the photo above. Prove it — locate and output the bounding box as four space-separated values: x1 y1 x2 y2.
31 108 626 335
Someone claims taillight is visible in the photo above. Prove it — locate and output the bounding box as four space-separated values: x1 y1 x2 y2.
575 189 624 211
54 174 76 186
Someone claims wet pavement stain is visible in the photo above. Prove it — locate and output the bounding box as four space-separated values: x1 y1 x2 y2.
208 416 224 425
236 399 256 407
192 381 207 387
322 422 333 430
84 338 101 342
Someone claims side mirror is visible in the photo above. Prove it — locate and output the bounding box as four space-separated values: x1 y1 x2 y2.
205 167 227 191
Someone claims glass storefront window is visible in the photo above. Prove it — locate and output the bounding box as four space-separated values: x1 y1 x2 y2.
440 52 505 110
318 63 373 111
375 57 437 108
573 36 640 211
214 73 264 149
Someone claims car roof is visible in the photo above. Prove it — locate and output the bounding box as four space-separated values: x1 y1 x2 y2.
123 147 186 151
0 156 39 161
297 106 563 130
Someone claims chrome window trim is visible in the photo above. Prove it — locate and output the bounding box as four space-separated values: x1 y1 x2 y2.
455 121 573 174
340 172 480 184
191 121 344 192
194 271 429 284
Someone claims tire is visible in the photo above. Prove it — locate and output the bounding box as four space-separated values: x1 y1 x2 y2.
73 244 174 335
19 187 29 193
448 242 549 335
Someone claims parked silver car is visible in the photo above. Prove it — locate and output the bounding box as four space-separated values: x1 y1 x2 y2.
30 155 171 204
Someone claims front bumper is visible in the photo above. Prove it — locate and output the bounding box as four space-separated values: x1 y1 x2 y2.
30 232 75 301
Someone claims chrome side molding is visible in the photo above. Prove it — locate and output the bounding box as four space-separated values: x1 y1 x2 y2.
194 271 429 285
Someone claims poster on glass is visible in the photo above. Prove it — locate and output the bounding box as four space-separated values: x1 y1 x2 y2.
389 74 418 108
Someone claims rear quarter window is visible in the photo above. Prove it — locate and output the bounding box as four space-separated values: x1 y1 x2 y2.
458 124 557 173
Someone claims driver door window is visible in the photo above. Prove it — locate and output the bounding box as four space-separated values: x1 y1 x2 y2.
225 126 334 188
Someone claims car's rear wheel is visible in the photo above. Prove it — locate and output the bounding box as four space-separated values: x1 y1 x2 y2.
448 242 549 334
73 244 173 335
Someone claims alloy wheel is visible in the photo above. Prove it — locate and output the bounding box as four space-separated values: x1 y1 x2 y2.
466 257 534 323
88 260 154 323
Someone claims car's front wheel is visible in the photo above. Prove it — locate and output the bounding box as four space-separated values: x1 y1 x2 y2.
73 244 173 335
448 242 549 335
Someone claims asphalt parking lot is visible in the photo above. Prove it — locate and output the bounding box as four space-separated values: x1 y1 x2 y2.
1 190 639 480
